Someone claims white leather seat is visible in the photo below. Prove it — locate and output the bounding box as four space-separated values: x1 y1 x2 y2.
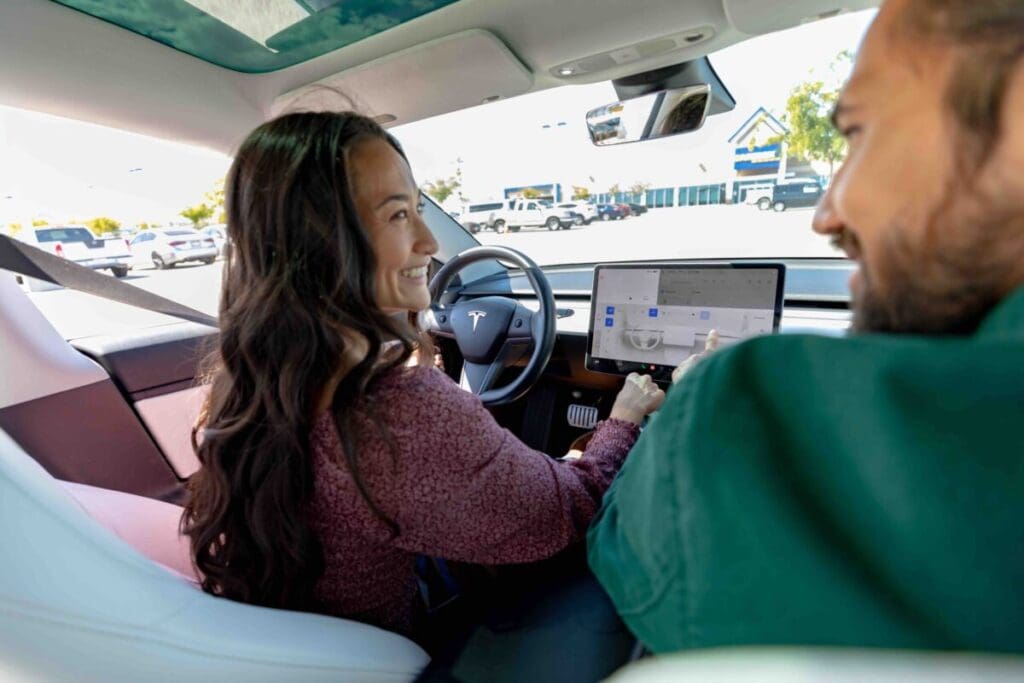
0 428 429 682
607 647 1024 682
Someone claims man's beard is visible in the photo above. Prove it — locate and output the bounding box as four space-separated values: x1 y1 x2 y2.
843 196 1021 335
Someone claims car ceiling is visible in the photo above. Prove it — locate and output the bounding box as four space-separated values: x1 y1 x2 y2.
1 0 877 155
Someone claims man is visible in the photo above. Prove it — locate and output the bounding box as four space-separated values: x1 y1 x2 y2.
588 0 1024 655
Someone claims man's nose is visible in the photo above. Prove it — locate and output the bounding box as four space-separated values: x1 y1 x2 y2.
812 180 843 236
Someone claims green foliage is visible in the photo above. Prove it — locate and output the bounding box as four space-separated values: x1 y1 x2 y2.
86 216 121 235
521 187 542 199
784 52 853 177
180 203 215 229
422 175 460 205
204 176 225 210
608 183 621 196
628 182 651 197
571 185 591 200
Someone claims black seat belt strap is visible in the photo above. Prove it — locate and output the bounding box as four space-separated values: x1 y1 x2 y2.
0 233 218 328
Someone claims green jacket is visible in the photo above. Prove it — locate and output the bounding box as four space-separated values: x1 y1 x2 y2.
588 287 1024 654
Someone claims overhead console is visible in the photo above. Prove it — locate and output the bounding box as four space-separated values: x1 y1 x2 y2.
586 264 784 382
272 29 533 128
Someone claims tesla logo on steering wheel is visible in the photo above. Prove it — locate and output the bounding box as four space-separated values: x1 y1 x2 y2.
468 310 487 331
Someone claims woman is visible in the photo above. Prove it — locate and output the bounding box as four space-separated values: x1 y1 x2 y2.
183 111 664 640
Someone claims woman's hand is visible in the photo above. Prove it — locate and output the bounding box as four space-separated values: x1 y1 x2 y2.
609 373 665 425
671 329 720 385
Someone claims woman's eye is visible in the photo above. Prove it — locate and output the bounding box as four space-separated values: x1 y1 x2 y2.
841 125 862 139
416 201 425 214
391 209 408 222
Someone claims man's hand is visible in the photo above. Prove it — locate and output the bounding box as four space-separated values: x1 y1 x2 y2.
671 329 720 385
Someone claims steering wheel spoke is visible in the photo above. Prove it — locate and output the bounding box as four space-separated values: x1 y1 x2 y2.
428 246 555 406
506 303 536 341
462 340 531 397
423 303 455 338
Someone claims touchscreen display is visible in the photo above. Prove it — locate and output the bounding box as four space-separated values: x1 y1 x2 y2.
586 264 784 380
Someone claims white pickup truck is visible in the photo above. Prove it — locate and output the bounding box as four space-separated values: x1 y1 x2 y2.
461 199 575 234
22 225 133 277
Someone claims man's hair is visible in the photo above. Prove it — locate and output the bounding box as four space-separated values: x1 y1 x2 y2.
901 1 1024 173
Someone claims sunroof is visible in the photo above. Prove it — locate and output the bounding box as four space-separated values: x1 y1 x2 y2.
52 0 462 73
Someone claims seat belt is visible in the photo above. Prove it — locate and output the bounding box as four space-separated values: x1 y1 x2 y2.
0 233 218 328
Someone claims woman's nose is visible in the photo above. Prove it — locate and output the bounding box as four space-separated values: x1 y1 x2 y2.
415 217 439 255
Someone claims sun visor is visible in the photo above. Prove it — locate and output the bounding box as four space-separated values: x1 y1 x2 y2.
723 0 877 35
271 29 533 126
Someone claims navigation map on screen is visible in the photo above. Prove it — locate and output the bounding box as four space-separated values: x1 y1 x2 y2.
587 265 783 376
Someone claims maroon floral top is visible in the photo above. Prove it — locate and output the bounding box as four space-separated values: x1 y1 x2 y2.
307 364 639 635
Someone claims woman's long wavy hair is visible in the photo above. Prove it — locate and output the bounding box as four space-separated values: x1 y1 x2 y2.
182 111 421 611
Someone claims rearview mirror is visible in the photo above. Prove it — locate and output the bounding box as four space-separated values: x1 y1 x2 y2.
586 84 711 146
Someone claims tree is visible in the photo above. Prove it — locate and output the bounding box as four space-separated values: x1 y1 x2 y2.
521 187 542 200
628 182 651 199
571 185 591 200
5 223 23 236
422 176 460 205
31 219 48 227
180 203 214 229
86 216 121 236
608 183 621 197
784 52 852 179
204 177 226 224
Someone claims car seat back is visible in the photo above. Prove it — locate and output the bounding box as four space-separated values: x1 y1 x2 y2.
0 427 428 682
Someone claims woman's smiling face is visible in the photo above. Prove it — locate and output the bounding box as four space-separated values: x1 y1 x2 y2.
349 137 439 313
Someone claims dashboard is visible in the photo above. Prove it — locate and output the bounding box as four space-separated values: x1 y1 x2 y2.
443 258 852 393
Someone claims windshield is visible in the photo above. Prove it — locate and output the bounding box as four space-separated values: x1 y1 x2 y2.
394 10 876 267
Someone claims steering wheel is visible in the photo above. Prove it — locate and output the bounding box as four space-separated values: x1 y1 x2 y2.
425 246 556 406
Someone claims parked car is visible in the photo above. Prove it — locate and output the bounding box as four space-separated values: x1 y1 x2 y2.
744 184 776 210
627 203 648 216
128 229 218 269
615 203 633 217
199 225 229 259
461 201 508 233
556 202 597 225
595 204 626 221
506 198 577 231
769 179 824 212
20 225 133 277
464 199 575 233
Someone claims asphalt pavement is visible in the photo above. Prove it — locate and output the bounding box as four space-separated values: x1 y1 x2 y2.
22 204 832 340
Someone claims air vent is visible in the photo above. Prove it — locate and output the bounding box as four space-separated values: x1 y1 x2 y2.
551 26 715 78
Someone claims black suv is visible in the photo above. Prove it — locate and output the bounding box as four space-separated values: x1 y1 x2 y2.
770 179 823 211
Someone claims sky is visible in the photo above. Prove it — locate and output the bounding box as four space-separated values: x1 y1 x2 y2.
0 8 875 229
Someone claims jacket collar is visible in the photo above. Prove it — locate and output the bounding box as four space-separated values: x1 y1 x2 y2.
976 285 1024 339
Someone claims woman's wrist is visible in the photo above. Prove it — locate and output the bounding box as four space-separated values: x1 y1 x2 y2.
609 406 643 425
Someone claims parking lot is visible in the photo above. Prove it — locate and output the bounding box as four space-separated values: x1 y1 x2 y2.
23 204 832 339
476 203 829 265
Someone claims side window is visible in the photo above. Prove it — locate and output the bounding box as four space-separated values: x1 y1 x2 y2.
526 202 537 210
2 105 230 339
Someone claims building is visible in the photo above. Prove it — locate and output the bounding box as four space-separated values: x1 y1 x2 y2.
581 106 826 209
502 183 564 203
